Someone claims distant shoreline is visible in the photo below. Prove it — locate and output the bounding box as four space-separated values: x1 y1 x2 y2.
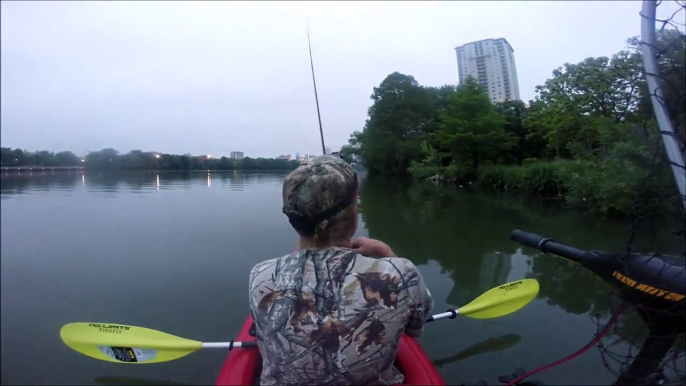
1 167 296 173
2 166 85 171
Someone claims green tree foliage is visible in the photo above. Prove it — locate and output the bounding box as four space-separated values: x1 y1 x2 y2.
1 147 81 167
523 51 644 159
339 131 364 164
361 72 440 175
435 77 513 170
347 28 685 217
495 100 545 165
1 147 300 171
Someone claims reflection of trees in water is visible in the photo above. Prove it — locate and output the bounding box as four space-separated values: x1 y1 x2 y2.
1 171 290 195
94 376 190 386
86 171 160 192
357 176 682 316
446 252 513 307
358 176 686 381
432 333 522 368
358 177 531 305
217 171 287 191
1 170 82 196
526 252 614 316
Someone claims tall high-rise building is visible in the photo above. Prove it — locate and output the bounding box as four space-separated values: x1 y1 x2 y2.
455 38 521 103
230 151 244 160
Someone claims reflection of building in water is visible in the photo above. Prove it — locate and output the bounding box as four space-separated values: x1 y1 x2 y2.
446 253 513 306
228 171 246 191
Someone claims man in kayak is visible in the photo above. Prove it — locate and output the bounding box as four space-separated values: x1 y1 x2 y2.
249 155 433 385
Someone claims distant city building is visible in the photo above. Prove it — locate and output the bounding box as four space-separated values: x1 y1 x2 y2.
295 153 300 161
455 38 521 103
230 151 244 160
277 154 291 160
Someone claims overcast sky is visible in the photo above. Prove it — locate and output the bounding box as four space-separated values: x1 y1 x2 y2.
1 1 681 158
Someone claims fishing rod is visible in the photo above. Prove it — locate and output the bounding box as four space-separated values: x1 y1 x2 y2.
307 20 327 156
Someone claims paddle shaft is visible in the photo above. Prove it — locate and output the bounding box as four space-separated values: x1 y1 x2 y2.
61 279 537 365
205 310 458 348
203 341 258 348
427 309 459 323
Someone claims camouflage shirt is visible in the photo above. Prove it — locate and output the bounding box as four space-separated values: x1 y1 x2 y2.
248 247 433 386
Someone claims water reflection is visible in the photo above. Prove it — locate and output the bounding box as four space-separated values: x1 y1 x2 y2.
94 376 190 385
357 176 684 383
433 333 522 368
0 170 289 198
357 176 683 313
2 172 681 385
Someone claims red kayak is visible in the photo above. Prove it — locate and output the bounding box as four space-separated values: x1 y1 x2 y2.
216 315 446 385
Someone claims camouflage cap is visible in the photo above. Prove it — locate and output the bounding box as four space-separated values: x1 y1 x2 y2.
282 155 358 235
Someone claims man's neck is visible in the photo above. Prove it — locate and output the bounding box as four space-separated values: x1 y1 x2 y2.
298 237 352 250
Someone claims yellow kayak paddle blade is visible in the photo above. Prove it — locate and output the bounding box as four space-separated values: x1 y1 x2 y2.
60 323 202 364
458 279 539 319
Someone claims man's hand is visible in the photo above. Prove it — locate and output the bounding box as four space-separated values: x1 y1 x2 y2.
352 237 396 257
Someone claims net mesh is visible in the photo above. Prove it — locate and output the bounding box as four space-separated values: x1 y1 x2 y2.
590 1 686 385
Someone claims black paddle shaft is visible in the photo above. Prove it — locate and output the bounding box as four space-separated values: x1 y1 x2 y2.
510 230 685 313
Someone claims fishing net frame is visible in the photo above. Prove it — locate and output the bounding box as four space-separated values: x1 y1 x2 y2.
590 1 686 385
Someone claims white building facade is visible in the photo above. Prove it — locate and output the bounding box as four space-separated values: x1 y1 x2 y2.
455 38 521 103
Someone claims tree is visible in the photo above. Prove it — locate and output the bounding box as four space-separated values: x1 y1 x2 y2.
55 151 80 166
534 53 643 121
1 147 22 165
494 100 545 164
361 72 439 175
524 52 644 159
85 148 121 169
436 77 513 170
340 131 364 164
339 145 356 164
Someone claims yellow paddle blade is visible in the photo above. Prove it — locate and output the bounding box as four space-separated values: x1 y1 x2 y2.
458 279 539 319
60 323 202 364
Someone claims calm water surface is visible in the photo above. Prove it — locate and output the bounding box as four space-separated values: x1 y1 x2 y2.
1 170 682 385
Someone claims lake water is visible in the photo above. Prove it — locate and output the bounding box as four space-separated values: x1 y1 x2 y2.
1 170 683 385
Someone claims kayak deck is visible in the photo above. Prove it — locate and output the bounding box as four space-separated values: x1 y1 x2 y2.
216 315 445 385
